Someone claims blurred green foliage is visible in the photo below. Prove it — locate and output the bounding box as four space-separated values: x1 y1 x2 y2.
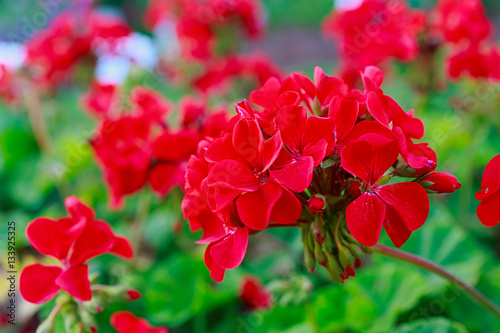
1 0 500 333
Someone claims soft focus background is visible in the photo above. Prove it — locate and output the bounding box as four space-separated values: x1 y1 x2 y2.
1 0 500 332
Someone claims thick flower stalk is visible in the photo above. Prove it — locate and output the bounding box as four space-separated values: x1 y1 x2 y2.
182 65 461 282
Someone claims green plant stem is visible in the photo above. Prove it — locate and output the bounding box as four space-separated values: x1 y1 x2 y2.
22 81 53 154
131 191 152 264
373 244 500 319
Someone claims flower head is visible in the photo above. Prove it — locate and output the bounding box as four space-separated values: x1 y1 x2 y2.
20 196 133 304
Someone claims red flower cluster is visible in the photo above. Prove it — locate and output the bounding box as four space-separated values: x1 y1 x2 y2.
322 0 425 85
144 0 264 61
25 10 131 85
20 196 133 304
193 52 283 95
432 0 500 80
91 87 230 208
182 65 460 281
476 154 500 227
111 311 168 333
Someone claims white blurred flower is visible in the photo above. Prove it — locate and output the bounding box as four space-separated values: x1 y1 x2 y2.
335 0 363 11
0 42 26 70
95 55 131 85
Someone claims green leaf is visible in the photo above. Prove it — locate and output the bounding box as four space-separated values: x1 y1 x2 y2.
144 254 239 326
311 262 427 333
390 208 487 292
393 317 468 333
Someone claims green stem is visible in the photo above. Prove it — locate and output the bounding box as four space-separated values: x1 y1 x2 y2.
373 244 500 319
131 191 152 263
22 81 53 154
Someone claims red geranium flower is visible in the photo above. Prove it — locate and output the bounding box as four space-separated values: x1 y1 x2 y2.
341 134 429 247
432 0 491 45
20 196 133 304
111 311 167 333
322 0 424 85
475 154 500 227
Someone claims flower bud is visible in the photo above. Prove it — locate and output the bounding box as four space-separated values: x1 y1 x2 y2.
348 181 362 196
308 196 326 214
420 172 461 193
376 175 392 186
126 289 142 301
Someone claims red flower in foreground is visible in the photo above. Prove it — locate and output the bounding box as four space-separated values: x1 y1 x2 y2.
111 311 167 333
341 134 430 247
20 196 133 303
239 276 272 310
183 64 458 282
475 154 500 227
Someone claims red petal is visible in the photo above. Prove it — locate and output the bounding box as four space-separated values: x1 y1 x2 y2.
196 211 229 244
279 91 300 107
341 140 398 185
477 190 500 227
366 92 391 128
236 182 282 230
361 66 384 92
386 96 424 139
377 182 429 231
205 133 241 163
328 96 358 144
207 160 261 192
393 127 428 169
314 67 348 105
65 196 96 224
346 193 386 247
383 205 412 248
260 131 283 172
304 116 335 157
210 227 249 269
276 105 307 149
56 265 92 301
20 264 62 304
291 72 316 100
110 311 168 333
232 118 263 165
479 154 500 198
270 155 314 193
249 77 281 110
68 220 115 265
26 217 76 260
269 185 302 224
303 139 328 166
204 244 226 282
110 235 134 259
